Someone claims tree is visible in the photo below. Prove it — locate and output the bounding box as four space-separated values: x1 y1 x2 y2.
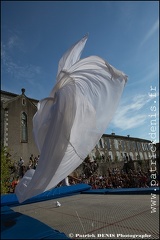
1 147 13 194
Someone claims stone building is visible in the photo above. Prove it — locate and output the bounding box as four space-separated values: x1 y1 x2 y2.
1 89 39 164
93 133 152 161
87 133 154 175
1 89 156 174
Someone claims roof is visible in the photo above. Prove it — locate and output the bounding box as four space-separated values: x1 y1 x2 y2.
103 133 151 143
1 89 39 105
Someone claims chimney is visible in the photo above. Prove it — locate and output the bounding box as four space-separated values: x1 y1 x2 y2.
21 88 25 95
127 135 130 137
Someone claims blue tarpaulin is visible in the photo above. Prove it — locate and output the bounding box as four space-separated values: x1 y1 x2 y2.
82 186 159 194
1 184 159 239
1 183 91 207
1 206 69 239
1 184 92 240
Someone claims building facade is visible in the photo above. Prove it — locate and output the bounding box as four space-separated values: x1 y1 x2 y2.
1 89 39 163
87 133 154 174
92 133 152 162
1 89 157 173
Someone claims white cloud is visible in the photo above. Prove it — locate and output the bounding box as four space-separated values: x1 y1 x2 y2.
140 19 159 47
127 63 159 87
112 94 152 130
8 35 19 49
1 41 42 84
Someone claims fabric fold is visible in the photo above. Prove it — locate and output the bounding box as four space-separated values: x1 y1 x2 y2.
15 35 127 203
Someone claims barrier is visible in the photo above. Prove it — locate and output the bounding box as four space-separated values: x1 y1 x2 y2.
1 183 91 207
82 186 160 195
1 185 159 208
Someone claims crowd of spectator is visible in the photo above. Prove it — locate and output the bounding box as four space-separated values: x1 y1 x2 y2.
67 156 159 188
5 154 40 193
75 168 159 189
5 154 159 193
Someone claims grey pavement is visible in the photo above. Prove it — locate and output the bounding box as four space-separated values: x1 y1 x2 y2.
11 193 159 239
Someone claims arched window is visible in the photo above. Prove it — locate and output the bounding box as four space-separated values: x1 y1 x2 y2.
139 152 143 160
116 151 121 161
21 112 28 142
121 140 126 151
22 98 26 106
144 152 148 160
109 151 113 161
99 138 104 148
114 139 119 150
106 138 111 150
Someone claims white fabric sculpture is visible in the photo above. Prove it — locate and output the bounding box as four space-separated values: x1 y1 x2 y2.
15 35 128 203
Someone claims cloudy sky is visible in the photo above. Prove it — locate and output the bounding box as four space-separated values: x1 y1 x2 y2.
1 1 159 142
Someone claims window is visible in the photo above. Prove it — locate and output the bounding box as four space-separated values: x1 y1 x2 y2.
22 98 26 106
99 138 104 148
109 151 113 161
96 141 100 148
142 143 145 151
127 141 132 150
147 143 151 151
114 139 119 150
142 143 148 151
21 112 28 142
129 152 134 160
132 141 137 151
121 140 126 151
106 138 111 150
137 142 142 151
144 152 148 160
116 151 121 161
139 152 143 160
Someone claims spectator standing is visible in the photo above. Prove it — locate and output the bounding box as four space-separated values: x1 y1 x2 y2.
18 157 24 166
18 157 24 178
29 154 34 168
11 177 19 192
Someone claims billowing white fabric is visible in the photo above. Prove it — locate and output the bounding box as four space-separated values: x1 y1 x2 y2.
15 35 127 203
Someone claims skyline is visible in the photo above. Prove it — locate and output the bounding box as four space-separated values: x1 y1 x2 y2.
1 1 159 142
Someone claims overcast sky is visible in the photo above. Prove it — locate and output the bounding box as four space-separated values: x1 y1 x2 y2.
1 1 159 142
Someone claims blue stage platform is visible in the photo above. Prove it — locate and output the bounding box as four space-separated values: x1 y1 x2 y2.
2 185 158 208
1 206 69 239
82 186 160 195
1 184 91 240
1 183 91 207
1 184 159 239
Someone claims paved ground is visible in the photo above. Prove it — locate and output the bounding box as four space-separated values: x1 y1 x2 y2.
11 193 159 239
